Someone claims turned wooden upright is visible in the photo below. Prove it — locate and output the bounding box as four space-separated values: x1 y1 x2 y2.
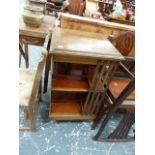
48 27 125 121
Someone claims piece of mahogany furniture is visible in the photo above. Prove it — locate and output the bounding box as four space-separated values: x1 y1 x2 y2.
60 13 135 36
68 0 85 15
19 15 55 68
43 13 134 93
92 31 135 128
110 31 135 78
43 13 134 91
93 76 135 142
19 32 51 131
48 27 124 120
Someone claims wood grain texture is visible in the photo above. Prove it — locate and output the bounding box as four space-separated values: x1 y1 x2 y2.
50 101 95 120
60 13 135 33
50 27 125 61
19 69 36 106
52 74 89 92
111 31 135 56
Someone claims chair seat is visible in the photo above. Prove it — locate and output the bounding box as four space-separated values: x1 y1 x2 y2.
109 79 135 100
19 69 36 106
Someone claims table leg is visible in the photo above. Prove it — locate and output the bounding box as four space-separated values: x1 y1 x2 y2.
43 54 51 93
24 43 29 68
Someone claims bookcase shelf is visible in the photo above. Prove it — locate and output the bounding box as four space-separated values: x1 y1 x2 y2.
50 100 96 120
52 74 89 92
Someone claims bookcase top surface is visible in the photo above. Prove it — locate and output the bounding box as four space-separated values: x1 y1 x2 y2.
50 27 124 61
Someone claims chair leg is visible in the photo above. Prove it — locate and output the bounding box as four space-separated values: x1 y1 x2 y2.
92 105 107 129
24 43 29 68
24 108 30 120
19 107 35 131
30 107 36 131
92 95 114 129
43 54 51 93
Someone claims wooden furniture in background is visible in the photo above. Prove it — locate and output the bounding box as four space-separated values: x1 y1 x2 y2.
68 0 85 15
106 16 135 26
19 15 55 68
60 13 135 36
28 0 68 15
48 27 124 120
98 0 114 15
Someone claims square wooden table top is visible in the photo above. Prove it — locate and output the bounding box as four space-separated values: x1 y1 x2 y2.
50 27 125 62
19 15 55 38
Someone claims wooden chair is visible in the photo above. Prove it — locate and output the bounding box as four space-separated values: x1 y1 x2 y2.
92 31 135 129
91 32 135 140
93 76 135 142
19 32 51 131
109 31 135 92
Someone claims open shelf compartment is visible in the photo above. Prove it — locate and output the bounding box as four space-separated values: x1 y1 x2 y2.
52 74 89 92
49 100 96 120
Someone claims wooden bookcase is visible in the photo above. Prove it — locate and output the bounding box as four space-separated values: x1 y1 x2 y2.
48 27 124 121
49 63 96 120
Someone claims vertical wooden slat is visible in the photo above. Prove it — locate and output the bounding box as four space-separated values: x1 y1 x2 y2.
94 62 119 114
87 61 108 114
85 92 97 114
90 61 102 89
90 93 101 114
83 61 101 113
83 91 91 113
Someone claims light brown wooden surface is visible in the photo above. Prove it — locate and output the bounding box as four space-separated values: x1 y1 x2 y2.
52 74 89 92
19 69 36 106
60 13 135 36
19 15 55 38
50 27 125 61
50 101 96 120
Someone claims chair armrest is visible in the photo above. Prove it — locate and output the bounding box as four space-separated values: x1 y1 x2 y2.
28 53 46 108
125 56 135 61
29 30 52 108
42 29 52 55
